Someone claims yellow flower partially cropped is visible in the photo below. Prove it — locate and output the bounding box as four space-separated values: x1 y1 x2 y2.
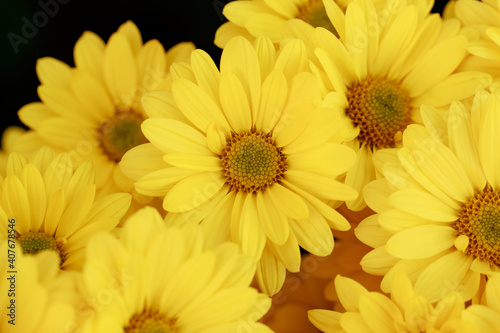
0 241 81 333
309 272 480 333
14 21 195 211
444 0 500 76
463 276 500 331
285 0 491 210
214 0 388 48
356 90 500 302
121 36 358 295
0 147 131 270
79 207 273 333
444 0 500 93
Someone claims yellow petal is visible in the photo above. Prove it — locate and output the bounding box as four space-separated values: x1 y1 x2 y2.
36 57 71 87
117 21 142 55
335 274 368 312
74 31 105 80
255 70 287 132
287 143 356 177
21 164 46 232
256 247 286 295
136 39 167 90
386 225 456 259
220 36 261 112
219 72 252 133
253 36 276 82
18 102 56 129
267 183 308 219
389 189 458 222
286 170 358 201
141 90 185 120
478 93 500 189
141 118 211 155
103 32 138 105
359 293 403 332
2 176 31 234
163 172 225 212
70 69 115 121
289 208 333 256
238 193 266 261
205 123 227 155
257 191 289 245
163 153 221 171
274 39 308 82
191 49 221 105
172 78 230 134
120 143 167 181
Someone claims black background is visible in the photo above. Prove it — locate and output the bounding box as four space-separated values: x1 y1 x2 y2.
0 0 447 136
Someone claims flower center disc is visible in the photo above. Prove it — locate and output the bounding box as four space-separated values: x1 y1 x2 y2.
220 131 287 193
453 185 500 267
17 231 65 264
297 0 338 36
346 76 411 150
97 109 148 162
124 309 177 333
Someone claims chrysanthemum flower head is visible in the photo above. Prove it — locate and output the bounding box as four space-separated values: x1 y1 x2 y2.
285 0 491 210
121 35 358 295
14 21 195 210
309 272 480 333
214 0 389 48
444 0 500 85
356 90 500 302
79 207 273 333
0 241 82 333
0 146 131 270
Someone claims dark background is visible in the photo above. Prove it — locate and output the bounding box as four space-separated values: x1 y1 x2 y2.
0 0 447 136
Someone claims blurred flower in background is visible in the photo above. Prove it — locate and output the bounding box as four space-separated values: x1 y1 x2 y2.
13 21 194 217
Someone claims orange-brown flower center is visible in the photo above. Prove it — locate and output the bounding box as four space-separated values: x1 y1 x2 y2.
220 130 287 193
346 76 411 150
97 109 148 162
124 309 177 333
453 185 500 267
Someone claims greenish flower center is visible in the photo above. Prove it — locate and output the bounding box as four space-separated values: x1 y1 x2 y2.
124 309 177 333
346 76 411 150
18 231 59 254
98 109 148 162
297 0 338 37
220 131 287 193
454 185 500 267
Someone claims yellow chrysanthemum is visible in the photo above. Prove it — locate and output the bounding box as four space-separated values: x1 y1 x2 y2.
308 272 480 333
0 241 81 333
356 90 500 302
214 0 387 48
0 126 25 176
121 36 358 295
13 21 195 211
78 207 273 333
0 147 131 270
285 0 491 210
444 0 500 84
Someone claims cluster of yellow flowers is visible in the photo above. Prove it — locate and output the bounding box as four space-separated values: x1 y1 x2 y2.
3 0 500 332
